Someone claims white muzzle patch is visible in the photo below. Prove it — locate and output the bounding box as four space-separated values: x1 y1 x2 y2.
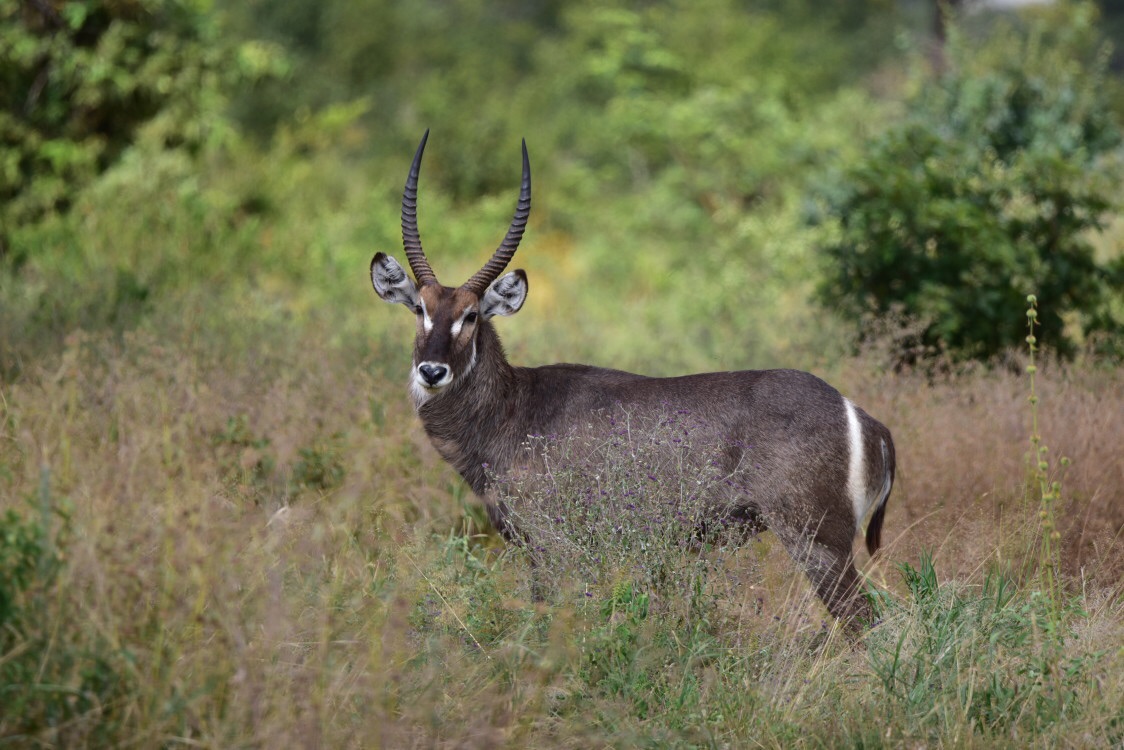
411 361 454 407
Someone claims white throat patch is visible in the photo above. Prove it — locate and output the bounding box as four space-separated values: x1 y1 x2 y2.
409 377 432 408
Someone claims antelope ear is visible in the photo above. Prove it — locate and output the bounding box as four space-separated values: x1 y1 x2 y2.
371 253 419 308
480 270 527 319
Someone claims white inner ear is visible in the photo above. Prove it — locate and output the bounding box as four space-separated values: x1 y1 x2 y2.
372 254 419 308
480 271 527 319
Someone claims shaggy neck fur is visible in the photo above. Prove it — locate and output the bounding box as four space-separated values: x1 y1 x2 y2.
414 319 521 494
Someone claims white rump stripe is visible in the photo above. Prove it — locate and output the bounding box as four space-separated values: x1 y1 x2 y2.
844 398 867 535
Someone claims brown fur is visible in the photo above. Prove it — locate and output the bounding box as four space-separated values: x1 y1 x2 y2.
399 301 896 626
372 135 894 627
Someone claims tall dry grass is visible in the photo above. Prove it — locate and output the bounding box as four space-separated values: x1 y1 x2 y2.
1 319 1122 746
1 322 432 745
836 359 1124 587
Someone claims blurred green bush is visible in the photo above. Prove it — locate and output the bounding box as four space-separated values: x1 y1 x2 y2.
0 0 282 261
2 0 1122 372
817 7 1124 362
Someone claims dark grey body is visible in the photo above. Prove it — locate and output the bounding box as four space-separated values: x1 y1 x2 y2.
415 320 896 625
373 131 895 628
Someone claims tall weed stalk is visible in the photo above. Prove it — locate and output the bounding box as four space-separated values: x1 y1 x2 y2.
1024 294 1067 619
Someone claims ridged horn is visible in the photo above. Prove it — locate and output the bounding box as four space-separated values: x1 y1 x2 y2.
401 129 438 286
462 139 531 296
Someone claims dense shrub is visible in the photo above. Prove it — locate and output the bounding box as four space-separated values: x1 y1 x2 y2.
0 0 276 260
818 10 1124 362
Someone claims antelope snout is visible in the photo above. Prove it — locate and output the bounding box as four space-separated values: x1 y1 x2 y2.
417 363 450 388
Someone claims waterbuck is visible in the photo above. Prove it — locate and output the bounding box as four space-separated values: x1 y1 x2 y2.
371 131 896 626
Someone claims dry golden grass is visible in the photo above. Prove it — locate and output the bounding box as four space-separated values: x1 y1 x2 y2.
837 359 1124 587
1 321 1122 746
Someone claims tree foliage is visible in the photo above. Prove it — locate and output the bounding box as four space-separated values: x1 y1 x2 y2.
223 0 899 201
3 0 1123 368
0 0 270 260
818 8 1124 362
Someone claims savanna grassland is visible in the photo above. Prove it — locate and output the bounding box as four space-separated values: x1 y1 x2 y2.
3 1 1124 747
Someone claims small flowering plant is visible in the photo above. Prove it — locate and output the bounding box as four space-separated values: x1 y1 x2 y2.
489 406 756 601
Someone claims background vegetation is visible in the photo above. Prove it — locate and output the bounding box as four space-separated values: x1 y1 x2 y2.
1 0 1122 746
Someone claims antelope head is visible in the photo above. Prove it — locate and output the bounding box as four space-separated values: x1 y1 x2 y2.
371 130 530 404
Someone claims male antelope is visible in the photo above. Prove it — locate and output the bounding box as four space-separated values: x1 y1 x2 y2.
371 131 896 626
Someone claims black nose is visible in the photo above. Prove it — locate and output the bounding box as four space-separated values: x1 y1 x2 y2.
419 364 448 386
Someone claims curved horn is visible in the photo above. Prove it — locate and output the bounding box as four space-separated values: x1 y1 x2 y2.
463 139 531 295
401 129 438 286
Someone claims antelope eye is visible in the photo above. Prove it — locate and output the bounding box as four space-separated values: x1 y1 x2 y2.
413 305 422 315
464 311 478 325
